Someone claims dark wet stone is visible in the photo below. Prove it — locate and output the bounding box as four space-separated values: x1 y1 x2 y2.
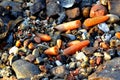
0 1 22 12
89 58 120 80
12 59 40 79
109 0 120 17
30 1 45 15
46 1 64 17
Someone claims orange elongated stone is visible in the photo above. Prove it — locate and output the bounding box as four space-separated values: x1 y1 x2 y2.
67 40 81 47
63 40 90 55
83 16 109 29
35 33 51 42
44 46 59 56
54 20 81 32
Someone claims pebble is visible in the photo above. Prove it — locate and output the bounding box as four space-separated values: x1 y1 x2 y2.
25 54 35 62
51 65 67 78
1 0 120 80
1 51 9 63
12 59 40 79
32 48 40 58
82 47 96 56
65 7 80 20
9 46 19 55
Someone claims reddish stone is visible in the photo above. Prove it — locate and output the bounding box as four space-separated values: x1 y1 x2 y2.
90 4 107 18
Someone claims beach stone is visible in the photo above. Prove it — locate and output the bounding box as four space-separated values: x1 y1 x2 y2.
65 7 80 20
82 47 97 56
25 54 35 62
109 0 120 17
30 1 45 15
46 1 63 17
90 4 107 18
32 49 40 58
12 59 40 79
51 65 67 78
88 58 120 80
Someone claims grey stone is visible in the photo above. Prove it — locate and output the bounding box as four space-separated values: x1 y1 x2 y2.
32 49 40 58
109 0 120 17
88 58 120 80
12 59 40 79
30 1 45 15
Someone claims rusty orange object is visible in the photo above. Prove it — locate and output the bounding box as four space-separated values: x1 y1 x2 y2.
28 42 35 50
63 40 90 55
54 20 81 32
83 16 109 29
115 32 120 39
15 40 22 47
90 4 107 18
100 42 109 50
44 46 59 56
67 40 81 47
35 33 51 42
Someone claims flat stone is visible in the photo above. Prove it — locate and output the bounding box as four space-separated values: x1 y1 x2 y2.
82 47 97 56
88 58 120 80
109 0 120 17
12 59 40 79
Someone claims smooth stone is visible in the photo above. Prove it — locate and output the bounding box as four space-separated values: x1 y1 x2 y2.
1 51 9 63
51 66 66 78
82 47 96 56
89 58 120 80
30 1 45 15
109 0 120 17
12 59 40 79
25 54 35 62
32 49 40 58
35 57 43 64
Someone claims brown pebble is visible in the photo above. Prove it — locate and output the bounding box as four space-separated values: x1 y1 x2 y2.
25 54 35 62
65 7 80 20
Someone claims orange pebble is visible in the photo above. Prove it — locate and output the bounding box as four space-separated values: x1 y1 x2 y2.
83 16 109 29
44 46 59 56
28 42 35 50
115 32 120 39
54 20 81 32
100 42 109 50
35 33 51 42
63 40 90 55
67 40 81 47
15 40 22 47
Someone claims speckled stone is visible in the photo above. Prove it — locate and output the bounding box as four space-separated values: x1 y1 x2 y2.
12 59 40 79
89 58 120 80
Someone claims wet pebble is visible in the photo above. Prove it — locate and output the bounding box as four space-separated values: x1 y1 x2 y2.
12 59 40 79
